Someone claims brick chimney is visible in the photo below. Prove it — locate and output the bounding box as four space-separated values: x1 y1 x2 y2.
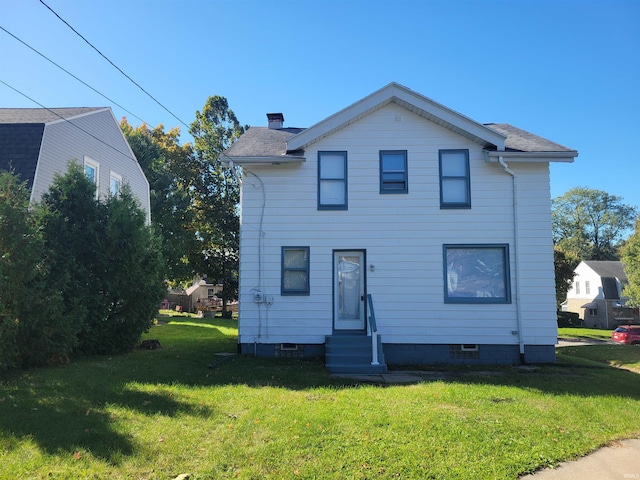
267 113 284 129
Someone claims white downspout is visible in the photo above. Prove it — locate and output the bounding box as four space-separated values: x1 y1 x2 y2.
497 156 526 363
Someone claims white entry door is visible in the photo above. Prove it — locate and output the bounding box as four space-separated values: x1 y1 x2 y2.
334 251 365 331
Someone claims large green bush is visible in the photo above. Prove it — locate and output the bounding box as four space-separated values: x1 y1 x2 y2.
0 164 165 370
0 172 69 369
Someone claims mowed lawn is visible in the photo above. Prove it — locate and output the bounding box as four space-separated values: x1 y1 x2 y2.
1 316 639 479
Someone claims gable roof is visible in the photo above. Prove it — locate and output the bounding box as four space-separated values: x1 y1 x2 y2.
287 82 506 152
0 107 109 189
222 83 578 164
0 107 106 124
583 260 628 282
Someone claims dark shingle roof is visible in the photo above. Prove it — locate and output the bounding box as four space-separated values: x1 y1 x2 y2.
223 126 305 157
0 107 106 190
225 121 575 159
484 123 576 153
584 261 627 282
0 107 104 124
601 277 620 300
0 124 45 188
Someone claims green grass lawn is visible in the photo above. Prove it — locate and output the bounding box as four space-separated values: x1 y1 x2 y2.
1 317 639 479
557 327 614 341
558 344 640 372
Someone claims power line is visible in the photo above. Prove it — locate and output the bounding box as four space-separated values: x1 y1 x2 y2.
38 0 191 130
0 26 149 126
0 79 138 163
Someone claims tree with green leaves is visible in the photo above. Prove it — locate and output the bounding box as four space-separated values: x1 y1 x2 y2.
621 217 640 306
120 119 195 284
553 247 577 308
187 96 245 314
39 163 165 355
552 187 638 261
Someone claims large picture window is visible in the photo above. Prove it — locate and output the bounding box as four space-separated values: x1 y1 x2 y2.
281 247 310 295
318 151 347 210
380 150 408 193
439 149 470 208
444 244 511 304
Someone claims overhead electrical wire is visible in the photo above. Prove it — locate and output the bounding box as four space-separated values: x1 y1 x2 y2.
0 26 149 126
0 79 138 163
38 0 191 130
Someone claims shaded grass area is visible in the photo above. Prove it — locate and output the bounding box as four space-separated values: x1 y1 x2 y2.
0 317 639 479
557 344 640 372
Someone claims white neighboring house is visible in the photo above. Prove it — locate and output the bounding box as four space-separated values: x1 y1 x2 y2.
222 83 578 372
563 261 639 329
0 107 151 223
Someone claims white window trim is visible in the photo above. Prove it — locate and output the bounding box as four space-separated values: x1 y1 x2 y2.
110 170 123 196
84 156 100 197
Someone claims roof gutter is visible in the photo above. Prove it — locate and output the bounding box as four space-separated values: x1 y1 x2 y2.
485 151 525 362
484 150 577 162
219 154 305 166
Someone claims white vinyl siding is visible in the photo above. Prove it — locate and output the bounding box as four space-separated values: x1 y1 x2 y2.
32 108 151 223
237 103 557 346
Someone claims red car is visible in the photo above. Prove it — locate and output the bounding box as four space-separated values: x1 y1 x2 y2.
612 326 640 345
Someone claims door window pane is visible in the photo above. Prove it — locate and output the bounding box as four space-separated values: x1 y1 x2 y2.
338 255 360 319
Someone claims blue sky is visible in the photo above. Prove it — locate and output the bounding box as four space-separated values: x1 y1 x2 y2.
1 0 639 211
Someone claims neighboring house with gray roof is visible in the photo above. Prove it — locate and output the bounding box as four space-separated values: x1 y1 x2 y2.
563 260 639 328
0 107 150 223
222 82 578 372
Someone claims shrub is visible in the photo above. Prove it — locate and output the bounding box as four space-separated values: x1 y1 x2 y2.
557 311 581 327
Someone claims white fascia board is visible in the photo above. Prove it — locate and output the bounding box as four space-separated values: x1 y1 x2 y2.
45 107 110 126
286 82 506 151
220 155 306 166
484 150 578 163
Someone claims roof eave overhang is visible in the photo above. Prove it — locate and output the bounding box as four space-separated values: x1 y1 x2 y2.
286 82 507 151
484 150 578 163
220 154 306 166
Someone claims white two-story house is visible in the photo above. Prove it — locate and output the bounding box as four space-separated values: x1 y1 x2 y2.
222 83 577 372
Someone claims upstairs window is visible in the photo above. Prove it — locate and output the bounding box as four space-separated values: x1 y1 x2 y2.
585 281 591 295
575 281 580 295
444 244 511 304
439 149 470 208
84 156 99 197
380 150 408 194
110 171 122 196
318 151 347 210
281 247 310 295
